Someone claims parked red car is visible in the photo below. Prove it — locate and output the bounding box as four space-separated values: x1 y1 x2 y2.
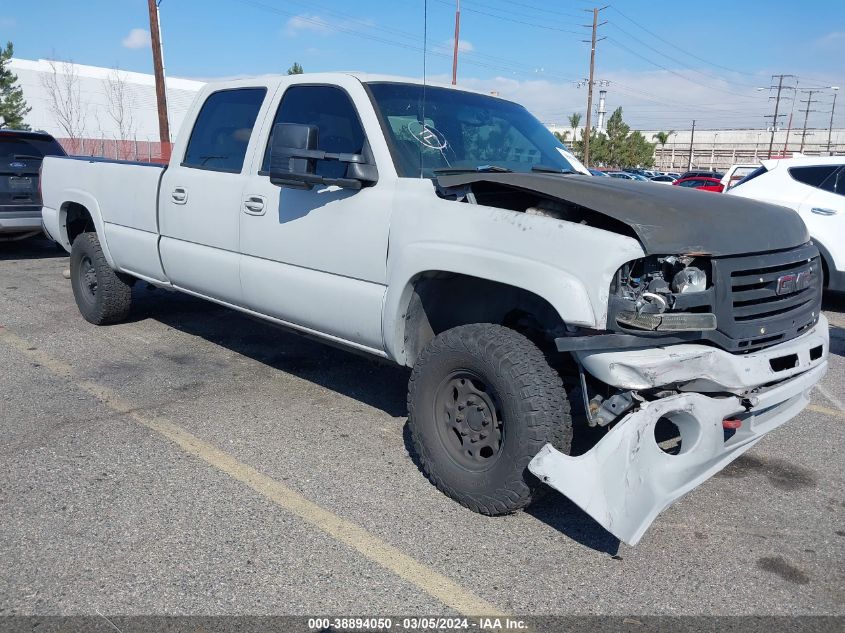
672 176 724 192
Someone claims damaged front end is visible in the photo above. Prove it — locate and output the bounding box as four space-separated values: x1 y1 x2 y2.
529 315 829 546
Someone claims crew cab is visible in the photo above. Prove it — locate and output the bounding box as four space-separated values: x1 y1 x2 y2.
41 73 829 545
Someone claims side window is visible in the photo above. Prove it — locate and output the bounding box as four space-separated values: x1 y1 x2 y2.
262 85 366 179
183 88 267 172
819 166 845 197
789 165 839 189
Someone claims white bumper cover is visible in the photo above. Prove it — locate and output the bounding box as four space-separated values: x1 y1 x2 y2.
529 317 829 545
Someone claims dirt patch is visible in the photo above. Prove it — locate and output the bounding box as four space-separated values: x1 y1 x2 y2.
756 556 810 585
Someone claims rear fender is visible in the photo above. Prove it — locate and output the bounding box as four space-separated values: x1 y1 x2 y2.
58 189 116 268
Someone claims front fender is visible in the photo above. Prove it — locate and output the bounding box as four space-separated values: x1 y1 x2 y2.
383 242 597 365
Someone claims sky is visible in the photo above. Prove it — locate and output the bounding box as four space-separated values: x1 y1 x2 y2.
3 0 845 130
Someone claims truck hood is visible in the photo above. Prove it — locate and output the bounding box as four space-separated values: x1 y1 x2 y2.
436 172 809 256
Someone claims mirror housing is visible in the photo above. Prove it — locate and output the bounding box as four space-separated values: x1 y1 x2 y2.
269 122 378 190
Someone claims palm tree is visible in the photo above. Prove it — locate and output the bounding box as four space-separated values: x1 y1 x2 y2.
652 130 674 169
568 112 582 139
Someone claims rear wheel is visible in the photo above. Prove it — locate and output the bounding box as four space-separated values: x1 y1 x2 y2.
407 323 573 515
70 232 132 325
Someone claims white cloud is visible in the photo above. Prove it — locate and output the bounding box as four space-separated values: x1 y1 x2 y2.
429 68 823 130
814 31 845 51
434 39 474 55
284 14 333 36
121 28 151 49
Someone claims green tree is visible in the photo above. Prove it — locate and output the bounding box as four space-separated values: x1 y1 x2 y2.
286 62 304 75
652 130 673 168
0 42 30 129
568 112 582 130
553 130 570 144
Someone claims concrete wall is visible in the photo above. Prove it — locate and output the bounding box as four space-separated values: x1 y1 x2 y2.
547 123 845 170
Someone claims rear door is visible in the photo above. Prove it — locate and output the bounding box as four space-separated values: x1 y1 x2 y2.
795 164 845 273
0 134 65 213
158 86 270 304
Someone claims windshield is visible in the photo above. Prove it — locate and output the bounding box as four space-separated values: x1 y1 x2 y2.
0 135 66 160
367 82 577 178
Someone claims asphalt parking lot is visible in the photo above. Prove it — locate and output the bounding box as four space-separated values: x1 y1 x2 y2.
1 237 843 618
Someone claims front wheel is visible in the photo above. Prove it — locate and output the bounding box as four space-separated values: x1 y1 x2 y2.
407 323 573 515
70 232 132 325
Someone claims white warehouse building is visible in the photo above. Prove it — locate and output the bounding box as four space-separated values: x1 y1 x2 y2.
9 58 205 157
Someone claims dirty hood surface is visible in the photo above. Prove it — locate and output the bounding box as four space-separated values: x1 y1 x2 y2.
437 172 809 256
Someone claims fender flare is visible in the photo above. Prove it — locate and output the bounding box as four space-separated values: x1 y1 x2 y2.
383 243 597 365
58 189 116 269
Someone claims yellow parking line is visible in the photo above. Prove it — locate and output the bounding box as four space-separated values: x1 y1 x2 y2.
0 327 504 617
807 404 845 419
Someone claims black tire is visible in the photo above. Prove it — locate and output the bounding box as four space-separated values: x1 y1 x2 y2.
70 232 132 325
407 323 573 515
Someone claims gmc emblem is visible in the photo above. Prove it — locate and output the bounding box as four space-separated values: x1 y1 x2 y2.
776 268 815 295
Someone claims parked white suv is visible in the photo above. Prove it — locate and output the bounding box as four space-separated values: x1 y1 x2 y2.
729 156 845 291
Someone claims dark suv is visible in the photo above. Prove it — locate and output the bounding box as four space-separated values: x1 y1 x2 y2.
1 129 66 240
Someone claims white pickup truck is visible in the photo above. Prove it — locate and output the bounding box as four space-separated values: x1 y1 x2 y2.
41 73 829 545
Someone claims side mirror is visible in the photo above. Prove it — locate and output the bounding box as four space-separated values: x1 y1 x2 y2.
269 122 378 190
269 123 320 190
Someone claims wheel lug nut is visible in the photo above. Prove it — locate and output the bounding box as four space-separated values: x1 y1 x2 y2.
476 406 484 412
457 404 465 411
479 433 487 440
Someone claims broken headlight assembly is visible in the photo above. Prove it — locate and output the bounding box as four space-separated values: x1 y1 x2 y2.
612 255 717 332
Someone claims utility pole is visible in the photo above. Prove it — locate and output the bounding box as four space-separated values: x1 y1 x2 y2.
762 74 796 159
828 88 839 154
581 6 607 167
148 0 171 150
798 89 819 153
687 120 695 170
451 0 461 85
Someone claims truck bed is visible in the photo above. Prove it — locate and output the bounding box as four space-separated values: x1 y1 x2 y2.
41 156 169 282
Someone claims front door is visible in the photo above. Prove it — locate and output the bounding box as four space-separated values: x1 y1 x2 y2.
238 82 393 352
159 86 268 304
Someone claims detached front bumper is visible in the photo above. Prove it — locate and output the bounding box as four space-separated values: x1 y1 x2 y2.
529 316 829 545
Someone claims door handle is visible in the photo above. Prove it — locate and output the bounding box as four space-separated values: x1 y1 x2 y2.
171 187 187 204
243 195 266 215
811 207 837 216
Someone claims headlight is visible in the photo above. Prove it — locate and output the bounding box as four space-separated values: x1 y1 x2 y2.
671 266 707 294
613 257 716 333
616 311 717 332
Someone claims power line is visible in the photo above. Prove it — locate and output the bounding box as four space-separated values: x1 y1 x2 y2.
605 37 760 101
606 22 762 92
608 6 758 78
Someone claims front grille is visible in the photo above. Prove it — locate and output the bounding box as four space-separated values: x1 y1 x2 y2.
712 243 822 352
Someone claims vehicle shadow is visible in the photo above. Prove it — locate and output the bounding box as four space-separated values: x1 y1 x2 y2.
0 236 67 261
822 292 845 357
130 285 619 554
129 285 410 418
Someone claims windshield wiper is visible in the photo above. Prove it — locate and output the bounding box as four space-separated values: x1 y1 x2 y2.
531 165 579 175
434 165 512 174
12 154 44 161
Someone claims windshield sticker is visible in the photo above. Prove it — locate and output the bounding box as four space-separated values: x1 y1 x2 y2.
406 121 449 151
